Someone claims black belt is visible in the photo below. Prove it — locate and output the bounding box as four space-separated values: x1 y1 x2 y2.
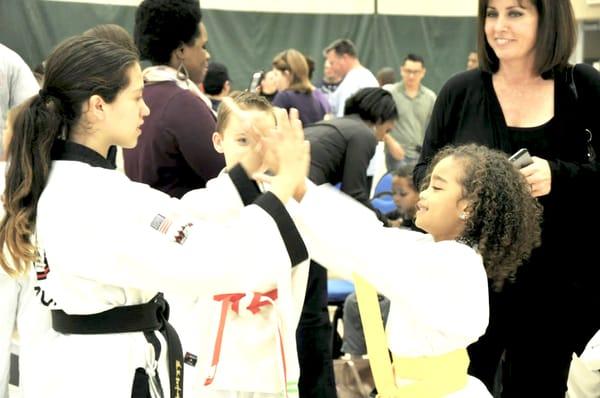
52 293 183 398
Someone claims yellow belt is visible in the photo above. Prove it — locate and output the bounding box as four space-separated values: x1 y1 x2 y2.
353 273 470 398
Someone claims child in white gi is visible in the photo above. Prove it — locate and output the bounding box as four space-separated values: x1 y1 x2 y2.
169 92 309 398
287 142 543 397
0 36 309 398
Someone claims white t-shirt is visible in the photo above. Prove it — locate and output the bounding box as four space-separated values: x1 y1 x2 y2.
0 43 39 157
329 66 378 118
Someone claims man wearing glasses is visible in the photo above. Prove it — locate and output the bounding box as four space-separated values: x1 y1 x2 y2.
383 54 436 171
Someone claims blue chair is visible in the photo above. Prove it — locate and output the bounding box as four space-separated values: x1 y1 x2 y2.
372 172 393 198
328 279 354 302
370 172 397 215
371 197 397 215
328 279 355 358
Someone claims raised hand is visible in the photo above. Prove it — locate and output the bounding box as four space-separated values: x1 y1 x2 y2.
265 107 310 203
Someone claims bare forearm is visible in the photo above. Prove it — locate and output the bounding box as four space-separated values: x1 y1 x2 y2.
384 134 405 160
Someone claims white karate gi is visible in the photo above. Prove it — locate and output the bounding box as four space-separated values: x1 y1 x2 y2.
0 268 51 398
168 172 309 397
22 142 307 398
0 267 18 397
0 161 51 398
289 183 493 397
0 268 33 397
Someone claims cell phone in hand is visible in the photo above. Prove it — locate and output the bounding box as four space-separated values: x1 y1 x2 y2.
248 71 264 93
509 148 533 169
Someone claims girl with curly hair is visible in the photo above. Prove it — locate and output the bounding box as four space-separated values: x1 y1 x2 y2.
290 143 542 397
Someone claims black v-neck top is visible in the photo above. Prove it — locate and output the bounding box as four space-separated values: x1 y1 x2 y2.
506 117 556 158
415 66 599 186
414 64 600 297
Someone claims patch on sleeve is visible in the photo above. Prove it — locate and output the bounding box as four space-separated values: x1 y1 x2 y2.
151 214 172 234
174 223 193 245
34 251 50 281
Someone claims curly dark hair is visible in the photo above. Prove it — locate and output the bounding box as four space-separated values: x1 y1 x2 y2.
134 0 202 65
426 144 543 291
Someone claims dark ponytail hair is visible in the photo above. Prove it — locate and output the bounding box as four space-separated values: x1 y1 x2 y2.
0 35 138 276
344 87 398 124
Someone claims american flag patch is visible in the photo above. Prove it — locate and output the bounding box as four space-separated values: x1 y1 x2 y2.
151 214 172 234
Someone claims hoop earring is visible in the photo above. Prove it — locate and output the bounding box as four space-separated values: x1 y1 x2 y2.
176 61 189 81
59 124 68 140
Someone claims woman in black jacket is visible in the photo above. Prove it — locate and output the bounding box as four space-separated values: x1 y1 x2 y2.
414 1 600 396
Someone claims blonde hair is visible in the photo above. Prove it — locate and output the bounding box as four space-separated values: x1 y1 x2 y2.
272 49 312 94
215 91 274 134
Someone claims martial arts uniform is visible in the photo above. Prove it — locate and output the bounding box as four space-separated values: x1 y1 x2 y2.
0 266 23 397
168 171 309 397
23 141 307 398
0 162 51 398
289 183 493 397
0 265 52 398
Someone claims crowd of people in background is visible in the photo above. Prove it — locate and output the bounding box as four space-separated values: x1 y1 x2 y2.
1 0 599 397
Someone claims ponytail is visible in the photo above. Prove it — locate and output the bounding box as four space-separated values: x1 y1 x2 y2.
0 94 64 276
0 35 138 276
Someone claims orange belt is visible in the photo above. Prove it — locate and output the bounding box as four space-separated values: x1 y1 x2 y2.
204 289 292 396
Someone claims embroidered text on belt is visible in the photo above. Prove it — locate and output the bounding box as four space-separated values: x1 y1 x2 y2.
51 293 183 398
204 289 290 396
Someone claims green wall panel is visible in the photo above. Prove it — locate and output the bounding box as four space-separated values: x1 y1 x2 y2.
0 1 477 93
